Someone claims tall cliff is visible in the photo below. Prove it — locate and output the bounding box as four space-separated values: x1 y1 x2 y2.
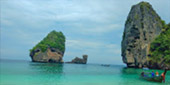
30 30 65 63
121 2 164 68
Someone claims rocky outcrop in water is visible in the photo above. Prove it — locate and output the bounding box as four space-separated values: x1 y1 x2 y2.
66 55 88 64
121 2 164 68
30 30 65 63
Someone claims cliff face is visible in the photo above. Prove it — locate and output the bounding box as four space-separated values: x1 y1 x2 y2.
121 2 163 68
30 30 65 63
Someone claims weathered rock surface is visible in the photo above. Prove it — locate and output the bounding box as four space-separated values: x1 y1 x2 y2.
121 2 163 68
30 48 64 63
30 30 65 63
66 55 88 64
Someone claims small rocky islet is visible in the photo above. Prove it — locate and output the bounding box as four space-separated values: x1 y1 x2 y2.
29 1 169 69
30 30 66 63
66 55 88 64
29 30 88 64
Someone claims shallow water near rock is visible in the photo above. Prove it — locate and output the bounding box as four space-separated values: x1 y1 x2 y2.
0 59 170 85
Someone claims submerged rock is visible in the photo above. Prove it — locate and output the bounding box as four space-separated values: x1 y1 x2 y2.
66 55 88 64
30 30 65 63
121 2 163 68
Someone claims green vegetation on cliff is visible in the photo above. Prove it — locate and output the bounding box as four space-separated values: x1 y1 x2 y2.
149 23 170 64
30 30 65 53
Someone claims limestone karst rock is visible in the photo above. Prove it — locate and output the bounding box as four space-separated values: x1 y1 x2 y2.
121 2 163 68
30 30 65 63
66 55 88 64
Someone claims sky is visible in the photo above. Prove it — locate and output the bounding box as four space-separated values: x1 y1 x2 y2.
0 0 170 65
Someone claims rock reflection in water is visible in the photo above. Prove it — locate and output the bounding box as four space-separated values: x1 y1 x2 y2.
121 67 143 74
29 62 63 74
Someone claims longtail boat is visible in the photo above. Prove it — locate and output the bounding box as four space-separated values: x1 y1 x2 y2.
140 69 167 83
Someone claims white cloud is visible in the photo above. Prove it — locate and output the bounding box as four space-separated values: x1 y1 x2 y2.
84 24 122 33
64 39 122 64
1 19 13 26
66 39 101 48
66 39 120 54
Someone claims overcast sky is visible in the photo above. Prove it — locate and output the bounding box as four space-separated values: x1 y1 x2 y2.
0 0 170 65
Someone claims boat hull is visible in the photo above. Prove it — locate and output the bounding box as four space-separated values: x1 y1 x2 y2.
141 76 163 82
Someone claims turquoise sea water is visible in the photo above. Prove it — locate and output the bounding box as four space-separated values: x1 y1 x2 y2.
0 59 170 85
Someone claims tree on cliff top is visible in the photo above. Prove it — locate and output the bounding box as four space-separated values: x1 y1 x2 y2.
30 30 65 53
149 23 170 65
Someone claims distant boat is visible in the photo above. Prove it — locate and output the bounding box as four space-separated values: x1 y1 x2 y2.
101 64 110 67
140 69 168 83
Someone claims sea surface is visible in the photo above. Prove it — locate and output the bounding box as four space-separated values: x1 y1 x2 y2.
0 59 170 85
